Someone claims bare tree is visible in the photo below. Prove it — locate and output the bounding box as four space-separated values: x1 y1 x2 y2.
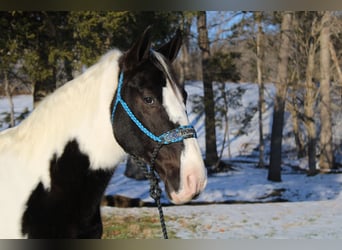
268 12 293 182
178 12 194 83
319 11 334 170
3 70 15 127
217 82 231 160
304 15 319 175
329 40 342 88
287 70 305 159
289 12 309 160
197 11 219 168
255 11 266 168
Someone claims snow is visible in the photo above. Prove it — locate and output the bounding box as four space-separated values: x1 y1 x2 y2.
106 157 342 204
0 95 32 131
1 81 341 239
102 156 342 239
102 199 342 239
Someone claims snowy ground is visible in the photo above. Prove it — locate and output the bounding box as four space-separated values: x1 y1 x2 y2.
101 199 342 239
1 82 341 239
102 157 342 239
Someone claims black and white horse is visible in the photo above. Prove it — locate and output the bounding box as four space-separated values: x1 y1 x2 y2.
0 27 207 238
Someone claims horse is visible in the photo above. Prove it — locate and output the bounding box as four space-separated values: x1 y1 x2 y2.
0 27 207 239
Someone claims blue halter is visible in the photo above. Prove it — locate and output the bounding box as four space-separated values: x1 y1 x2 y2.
111 72 197 145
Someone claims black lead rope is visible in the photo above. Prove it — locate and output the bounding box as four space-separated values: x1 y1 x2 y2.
133 142 168 239
130 127 198 239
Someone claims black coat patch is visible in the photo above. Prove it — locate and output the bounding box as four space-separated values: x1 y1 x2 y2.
21 140 114 238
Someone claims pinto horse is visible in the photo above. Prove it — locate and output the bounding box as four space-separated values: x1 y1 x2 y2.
0 27 207 239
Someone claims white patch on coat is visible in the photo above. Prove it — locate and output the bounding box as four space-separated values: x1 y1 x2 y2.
153 51 207 204
0 50 126 238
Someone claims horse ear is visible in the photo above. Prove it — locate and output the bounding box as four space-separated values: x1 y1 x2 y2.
157 29 182 63
124 26 152 68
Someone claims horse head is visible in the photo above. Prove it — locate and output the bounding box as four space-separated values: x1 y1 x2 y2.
111 27 207 204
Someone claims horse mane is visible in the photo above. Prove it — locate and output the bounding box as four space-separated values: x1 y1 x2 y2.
0 49 126 185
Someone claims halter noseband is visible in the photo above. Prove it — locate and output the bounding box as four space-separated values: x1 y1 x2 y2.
111 72 197 145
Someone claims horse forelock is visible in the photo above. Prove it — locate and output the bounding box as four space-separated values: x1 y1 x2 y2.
149 51 188 127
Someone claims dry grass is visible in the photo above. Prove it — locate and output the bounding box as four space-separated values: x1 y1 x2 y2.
101 214 178 239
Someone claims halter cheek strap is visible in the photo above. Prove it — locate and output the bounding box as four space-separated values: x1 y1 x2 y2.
111 72 197 145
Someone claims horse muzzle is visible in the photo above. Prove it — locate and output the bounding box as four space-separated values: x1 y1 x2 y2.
168 172 207 204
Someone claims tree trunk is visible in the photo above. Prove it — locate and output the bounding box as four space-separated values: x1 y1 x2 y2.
304 25 318 176
197 11 219 167
287 70 306 160
179 14 193 83
328 40 342 104
289 14 306 159
268 12 292 182
319 11 334 170
4 70 15 127
329 40 342 85
217 82 231 163
255 11 265 168
289 85 306 158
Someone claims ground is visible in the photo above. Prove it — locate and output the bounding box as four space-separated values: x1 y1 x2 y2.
101 198 342 239
101 161 342 239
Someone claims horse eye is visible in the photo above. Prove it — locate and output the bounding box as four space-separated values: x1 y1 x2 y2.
143 96 155 105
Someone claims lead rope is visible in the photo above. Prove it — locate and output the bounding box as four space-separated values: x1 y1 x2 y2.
133 142 168 239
